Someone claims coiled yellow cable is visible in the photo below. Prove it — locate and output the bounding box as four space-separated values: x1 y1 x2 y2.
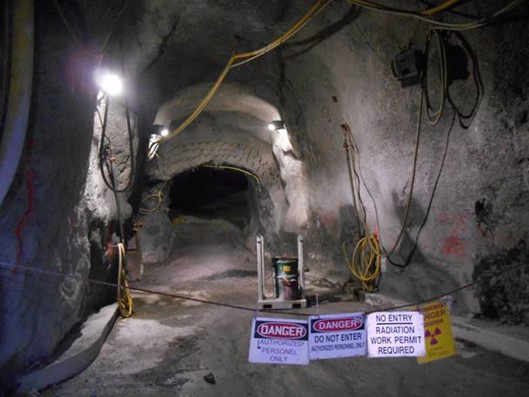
343 235 381 292
139 181 168 215
117 243 133 318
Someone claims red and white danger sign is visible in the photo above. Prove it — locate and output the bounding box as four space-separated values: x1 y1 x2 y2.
249 317 309 365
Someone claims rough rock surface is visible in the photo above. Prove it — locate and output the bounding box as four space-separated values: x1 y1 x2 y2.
2 0 529 388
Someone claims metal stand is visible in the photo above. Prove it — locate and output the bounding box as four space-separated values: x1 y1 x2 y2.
256 235 307 310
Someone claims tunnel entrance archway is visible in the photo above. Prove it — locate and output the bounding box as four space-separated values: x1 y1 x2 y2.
168 166 254 229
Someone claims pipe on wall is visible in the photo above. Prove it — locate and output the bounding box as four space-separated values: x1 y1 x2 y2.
0 0 34 206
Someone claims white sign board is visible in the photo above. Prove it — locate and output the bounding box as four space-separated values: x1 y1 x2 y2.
309 313 367 360
249 317 309 365
367 311 425 358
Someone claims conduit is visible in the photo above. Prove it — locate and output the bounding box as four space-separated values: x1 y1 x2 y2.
0 0 34 207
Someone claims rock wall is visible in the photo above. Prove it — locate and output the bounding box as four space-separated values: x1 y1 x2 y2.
0 2 144 386
276 1 529 317
135 1 529 320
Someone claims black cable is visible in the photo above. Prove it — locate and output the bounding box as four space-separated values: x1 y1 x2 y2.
97 94 135 194
348 131 369 230
1 260 528 317
424 29 447 125
342 130 364 236
97 95 118 192
446 31 483 129
366 264 528 313
386 107 456 268
105 158 125 241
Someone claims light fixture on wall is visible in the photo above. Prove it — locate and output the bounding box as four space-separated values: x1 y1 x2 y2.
147 134 161 160
95 70 123 96
267 120 286 131
147 125 169 160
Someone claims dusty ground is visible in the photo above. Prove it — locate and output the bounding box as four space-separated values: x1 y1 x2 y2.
42 222 529 397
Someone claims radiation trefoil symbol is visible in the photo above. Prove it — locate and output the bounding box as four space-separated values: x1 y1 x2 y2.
425 327 441 345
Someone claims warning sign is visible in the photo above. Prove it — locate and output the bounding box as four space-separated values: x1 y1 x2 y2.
417 300 456 364
366 311 425 358
309 313 367 360
249 317 309 365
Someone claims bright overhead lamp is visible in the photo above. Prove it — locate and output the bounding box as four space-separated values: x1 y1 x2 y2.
160 128 169 137
95 71 123 96
268 120 286 131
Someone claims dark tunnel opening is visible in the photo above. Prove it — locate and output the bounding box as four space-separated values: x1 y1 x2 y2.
168 167 252 228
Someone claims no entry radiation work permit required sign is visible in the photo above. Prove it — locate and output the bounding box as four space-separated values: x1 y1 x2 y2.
249 317 309 365
309 313 367 360
417 300 456 364
367 311 425 358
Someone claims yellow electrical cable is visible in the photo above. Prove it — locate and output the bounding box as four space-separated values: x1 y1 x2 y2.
231 0 332 67
163 58 235 140
203 164 261 187
348 0 524 31
160 0 523 143
117 243 133 318
341 123 382 291
342 235 381 291
341 36 432 277
139 181 168 215
420 0 459 16
161 0 332 142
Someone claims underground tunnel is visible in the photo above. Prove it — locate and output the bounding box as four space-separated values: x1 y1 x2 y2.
168 167 252 229
1 0 529 395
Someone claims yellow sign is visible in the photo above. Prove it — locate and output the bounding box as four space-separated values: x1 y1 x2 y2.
417 300 456 364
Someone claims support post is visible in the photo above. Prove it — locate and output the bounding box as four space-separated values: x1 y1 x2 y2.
297 235 305 299
256 235 264 300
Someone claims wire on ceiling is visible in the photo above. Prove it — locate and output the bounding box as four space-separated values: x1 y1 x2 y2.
161 0 334 142
347 0 527 31
160 0 526 143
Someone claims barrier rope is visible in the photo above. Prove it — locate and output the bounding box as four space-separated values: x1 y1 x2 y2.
0 261 527 317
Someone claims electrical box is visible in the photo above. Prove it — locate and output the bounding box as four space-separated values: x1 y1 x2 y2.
392 48 424 88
